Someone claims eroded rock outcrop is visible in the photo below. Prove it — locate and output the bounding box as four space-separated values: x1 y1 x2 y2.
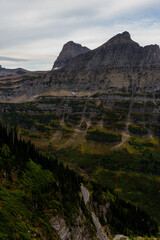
49 212 96 240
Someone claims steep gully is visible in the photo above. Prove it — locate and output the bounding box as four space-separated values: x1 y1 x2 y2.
112 80 137 151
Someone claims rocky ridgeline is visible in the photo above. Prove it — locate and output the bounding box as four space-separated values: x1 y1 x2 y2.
61 31 160 71
0 66 28 77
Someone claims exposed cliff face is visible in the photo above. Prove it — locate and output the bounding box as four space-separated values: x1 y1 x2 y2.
48 66 160 96
50 211 97 240
0 72 51 102
52 41 90 70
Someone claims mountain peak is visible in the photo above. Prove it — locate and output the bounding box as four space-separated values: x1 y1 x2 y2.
52 41 90 70
121 31 131 38
65 41 76 45
107 31 135 45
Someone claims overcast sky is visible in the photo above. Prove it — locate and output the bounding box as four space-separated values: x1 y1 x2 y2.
0 0 160 71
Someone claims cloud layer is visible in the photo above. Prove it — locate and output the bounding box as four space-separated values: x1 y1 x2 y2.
0 56 28 62
0 0 160 70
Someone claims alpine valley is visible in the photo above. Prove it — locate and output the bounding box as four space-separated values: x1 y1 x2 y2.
0 32 160 240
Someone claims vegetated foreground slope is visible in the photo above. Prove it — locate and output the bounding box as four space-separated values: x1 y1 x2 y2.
0 123 159 239
0 123 97 240
0 94 160 235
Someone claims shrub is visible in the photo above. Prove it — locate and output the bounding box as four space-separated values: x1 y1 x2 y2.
128 124 148 136
86 129 121 143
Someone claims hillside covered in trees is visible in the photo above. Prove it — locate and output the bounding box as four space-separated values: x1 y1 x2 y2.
0 122 159 239
0 123 96 239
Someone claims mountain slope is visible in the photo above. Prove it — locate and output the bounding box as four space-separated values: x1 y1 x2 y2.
0 105 159 239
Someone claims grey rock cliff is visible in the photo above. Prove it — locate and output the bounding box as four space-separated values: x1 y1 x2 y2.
52 41 90 70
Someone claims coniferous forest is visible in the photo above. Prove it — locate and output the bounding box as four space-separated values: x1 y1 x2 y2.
0 123 90 239
91 182 159 237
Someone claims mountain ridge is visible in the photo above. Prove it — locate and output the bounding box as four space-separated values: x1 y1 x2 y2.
0 65 29 77
61 31 160 71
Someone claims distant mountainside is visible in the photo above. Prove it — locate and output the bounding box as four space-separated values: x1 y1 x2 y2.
0 65 29 77
47 31 160 96
52 41 90 70
1 31 160 102
61 31 160 71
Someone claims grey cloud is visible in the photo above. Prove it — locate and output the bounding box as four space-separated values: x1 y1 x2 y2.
0 56 28 62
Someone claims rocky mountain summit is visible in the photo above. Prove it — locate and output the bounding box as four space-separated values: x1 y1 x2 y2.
62 31 160 71
52 41 90 70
